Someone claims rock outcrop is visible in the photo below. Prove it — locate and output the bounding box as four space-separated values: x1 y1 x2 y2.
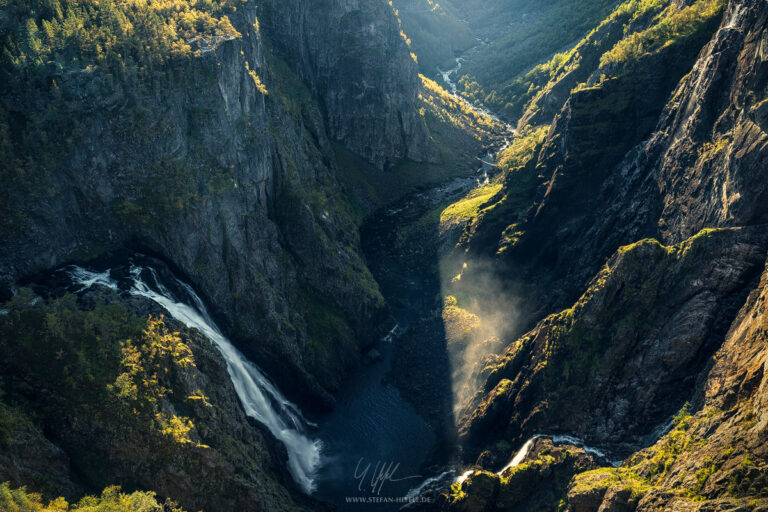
429 0 768 508
259 0 438 171
0 284 316 511
0 0 440 409
460 228 768 456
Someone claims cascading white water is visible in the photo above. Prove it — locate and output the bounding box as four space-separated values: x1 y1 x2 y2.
449 433 619 489
67 265 321 493
496 435 539 475
438 57 463 94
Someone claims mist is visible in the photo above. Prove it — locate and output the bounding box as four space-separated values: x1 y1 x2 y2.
439 254 523 418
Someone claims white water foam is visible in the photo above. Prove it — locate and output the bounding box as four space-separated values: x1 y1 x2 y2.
454 469 475 485
494 434 619 477
67 265 322 493
497 435 541 475
405 470 454 499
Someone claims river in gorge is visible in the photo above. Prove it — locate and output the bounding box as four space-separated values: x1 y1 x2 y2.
45 154 502 510
39 60 515 510
45 134 628 509
314 172 492 509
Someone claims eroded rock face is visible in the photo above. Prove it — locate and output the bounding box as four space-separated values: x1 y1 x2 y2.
0 0 436 407
447 0 768 508
457 0 768 335
457 0 768 429
564 261 768 511
460 228 768 457
258 0 437 170
436 439 598 512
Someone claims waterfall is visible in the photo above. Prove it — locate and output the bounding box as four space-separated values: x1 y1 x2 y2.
449 433 618 490
496 436 539 476
66 265 322 493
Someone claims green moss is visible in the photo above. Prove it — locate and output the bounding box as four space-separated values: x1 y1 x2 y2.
0 402 32 446
444 126 548 253
419 75 501 137
570 466 651 499
727 452 768 498
694 457 719 493
440 182 503 229
494 379 513 396
299 289 355 358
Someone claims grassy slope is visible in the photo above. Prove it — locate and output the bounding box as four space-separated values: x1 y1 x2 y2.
445 0 623 120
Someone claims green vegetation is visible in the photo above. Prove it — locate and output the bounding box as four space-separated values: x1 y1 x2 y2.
1 0 241 77
443 125 548 253
0 288 301 509
112 315 208 447
568 404 699 504
445 0 724 124
440 182 502 231
727 450 768 498
0 0 263 240
0 482 185 512
419 75 500 138
0 291 142 407
448 442 597 511
513 0 669 125
442 295 481 345
601 0 726 67
568 401 768 507
569 466 651 500
449 0 622 119
0 293 208 448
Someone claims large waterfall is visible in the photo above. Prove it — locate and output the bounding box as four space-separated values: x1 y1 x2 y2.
67 264 322 493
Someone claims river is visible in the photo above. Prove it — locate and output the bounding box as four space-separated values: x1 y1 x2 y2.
313 174 490 509
47 51 514 511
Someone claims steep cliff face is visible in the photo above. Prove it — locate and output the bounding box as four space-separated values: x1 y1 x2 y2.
454 0 730 328
563 259 768 511
389 0 475 73
0 0 441 408
459 228 768 457
258 0 437 170
433 0 768 508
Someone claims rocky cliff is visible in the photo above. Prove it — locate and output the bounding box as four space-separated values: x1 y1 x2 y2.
427 0 768 509
0 0 491 508
0 0 440 409
0 281 315 511
258 0 439 171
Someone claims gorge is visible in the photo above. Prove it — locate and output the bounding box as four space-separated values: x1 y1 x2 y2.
2 0 768 511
